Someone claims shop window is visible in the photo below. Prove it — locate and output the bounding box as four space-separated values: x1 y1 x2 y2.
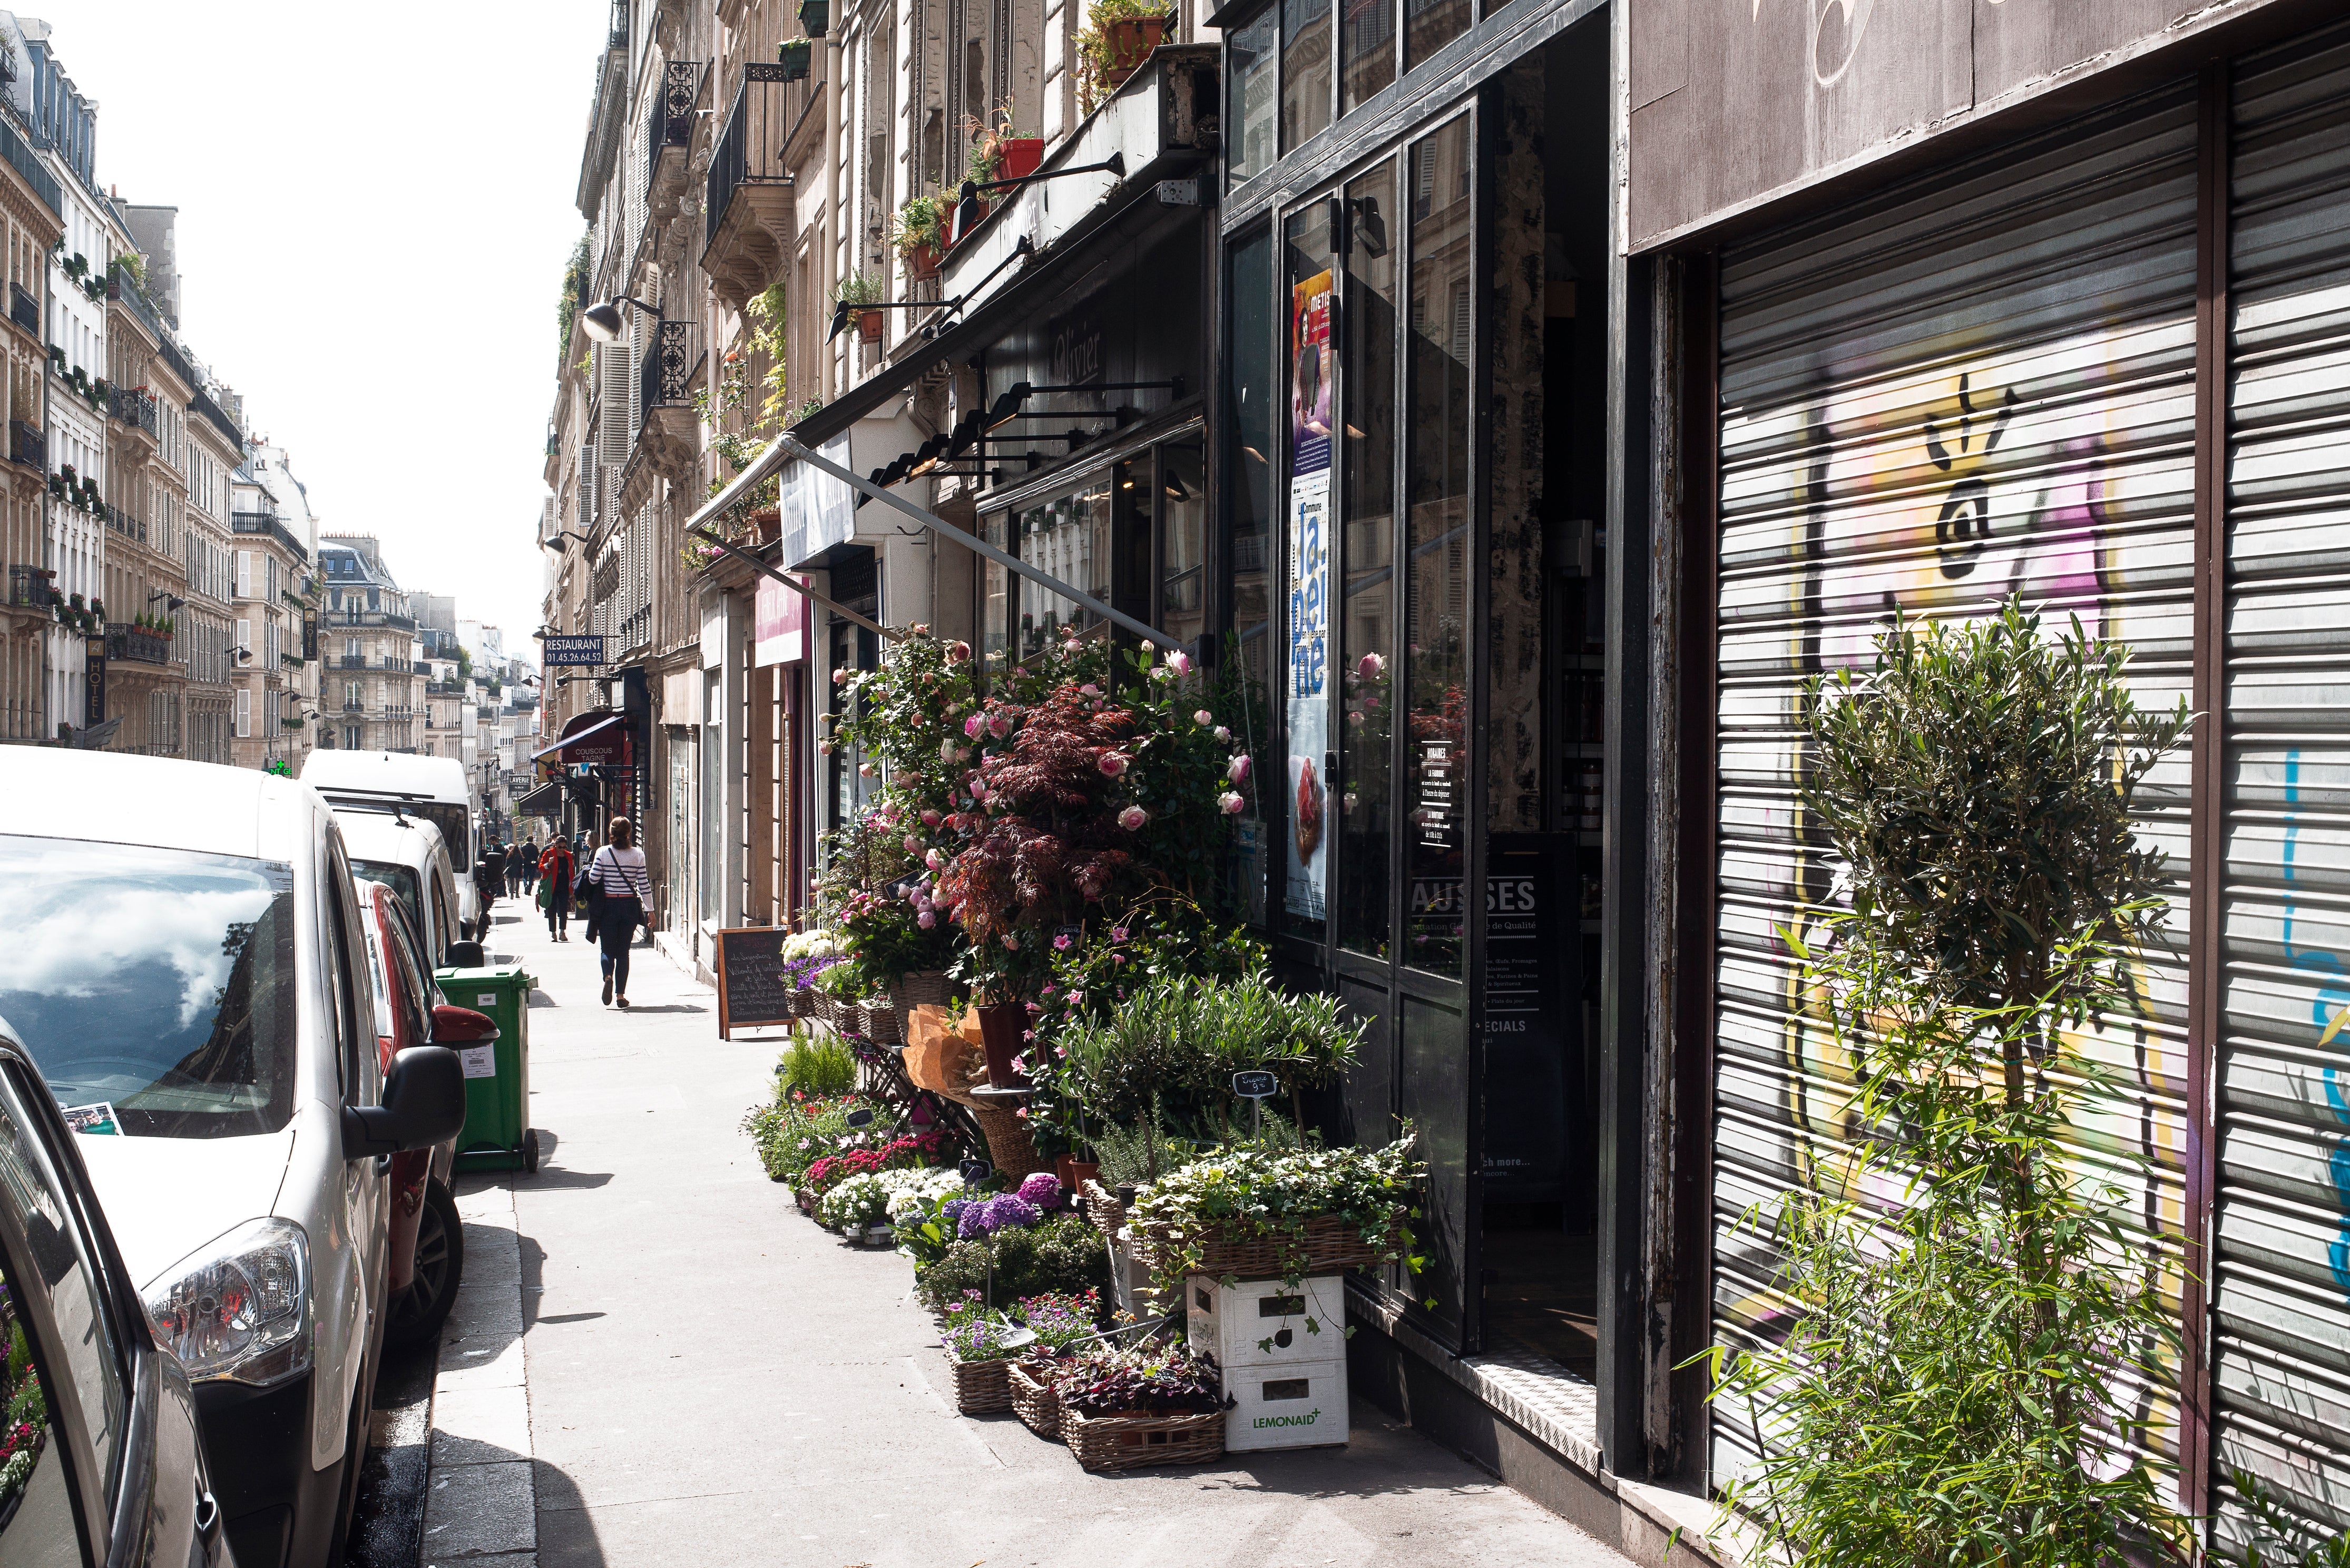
1226 228 1278 928
1015 482 1113 658
981 516 1011 669
1402 117 1472 977
1228 8 1279 185
1280 0 1332 153
1156 443 1207 652
1338 158 1398 960
1405 0 1469 83
1340 0 1396 113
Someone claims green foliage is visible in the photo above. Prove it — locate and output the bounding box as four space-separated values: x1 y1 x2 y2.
829 271 883 306
890 193 950 254
556 234 589 365
1090 1108 1197 1188
776 1030 856 1097
915 1214 1111 1309
1706 599 2193 1568
1129 1136 1422 1291
739 1090 860 1185
2230 1468 2350 1566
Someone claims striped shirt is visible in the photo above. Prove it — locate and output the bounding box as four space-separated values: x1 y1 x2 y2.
588 845 651 903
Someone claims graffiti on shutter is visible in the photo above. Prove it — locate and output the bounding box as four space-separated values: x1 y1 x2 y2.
1710 78 2201 1493
2210 19 2350 1545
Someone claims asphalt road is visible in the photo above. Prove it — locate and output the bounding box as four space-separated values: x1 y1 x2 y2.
341 1326 439 1568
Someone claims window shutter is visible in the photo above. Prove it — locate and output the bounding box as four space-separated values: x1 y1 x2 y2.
236 618 250 658
236 550 251 599
234 687 248 738
597 345 631 465
628 309 647 436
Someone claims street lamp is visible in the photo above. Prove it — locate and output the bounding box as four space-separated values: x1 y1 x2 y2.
540 530 592 552
579 297 659 344
952 151 1125 245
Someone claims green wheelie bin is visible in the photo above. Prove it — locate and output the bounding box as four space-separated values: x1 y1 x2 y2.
433 962 539 1173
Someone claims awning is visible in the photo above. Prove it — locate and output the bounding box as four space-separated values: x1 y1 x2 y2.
531 712 623 761
517 781 565 817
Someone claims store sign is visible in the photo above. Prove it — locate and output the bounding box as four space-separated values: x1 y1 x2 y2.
554 710 627 766
543 634 606 667
753 572 807 667
302 611 318 663
83 634 105 724
1285 267 1335 923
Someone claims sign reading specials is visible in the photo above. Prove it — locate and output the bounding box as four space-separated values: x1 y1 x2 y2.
1285 267 1334 923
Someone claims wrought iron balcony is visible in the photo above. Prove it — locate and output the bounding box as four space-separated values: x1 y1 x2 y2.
102 504 148 545
7 283 33 337
104 626 173 667
110 385 157 441
646 61 702 221
702 64 802 308
8 420 40 471
230 510 311 566
339 653 365 669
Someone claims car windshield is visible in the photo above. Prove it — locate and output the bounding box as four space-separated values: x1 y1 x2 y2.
0 836 298 1138
410 802 468 867
351 858 424 937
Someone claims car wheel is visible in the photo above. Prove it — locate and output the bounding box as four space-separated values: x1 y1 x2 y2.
384 1181 464 1349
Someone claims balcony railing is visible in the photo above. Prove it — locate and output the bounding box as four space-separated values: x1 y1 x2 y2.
7 283 34 336
645 60 701 195
9 421 41 471
606 0 628 50
705 64 796 250
104 626 173 667
110 385 157 440
338 653 365 669
102 504 148 545
638 319 701 427
6 564 52 608
230 511 310 566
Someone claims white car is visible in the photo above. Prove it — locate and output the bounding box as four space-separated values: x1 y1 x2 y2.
300 751 482 939
0 751 465 1568
336 805 466 968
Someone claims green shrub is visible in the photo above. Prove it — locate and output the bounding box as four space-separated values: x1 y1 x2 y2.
915 1215 1111 1310
739 1090 857 1185
1707 600 2193 1567
776 1032 856 1098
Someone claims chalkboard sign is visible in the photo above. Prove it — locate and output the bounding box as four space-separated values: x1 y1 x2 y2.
959 1158 994 1185
1231 1070 1278 1099
711 927 798 1040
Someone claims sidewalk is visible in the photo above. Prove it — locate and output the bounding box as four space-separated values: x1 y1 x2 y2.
421 902 1635 1568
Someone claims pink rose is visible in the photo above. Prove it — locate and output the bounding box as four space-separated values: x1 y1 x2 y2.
903 835 921 854
963 713 984 738
1118 805 1148 830
1348 710 1366 726
832 669 849 684
1001 934 1020 950
1195 709 1215 725
1357 652 1385 680
947 641 971 663
817 740 835 754
1098 752 1129 777
939 737 958 760
1081 683 1102 696
1218 791 1245 815
925 849 945 869
922 809 942 826
1167 649 1193 676
1214 726 1231 743
917 910 936 928
1227 754 1251 782
859 762 876 777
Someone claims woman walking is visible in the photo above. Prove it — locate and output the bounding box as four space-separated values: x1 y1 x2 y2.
586 814 652 1007
538 836 575 942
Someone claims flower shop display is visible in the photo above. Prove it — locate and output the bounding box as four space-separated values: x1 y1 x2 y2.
938 1290 1020 1413
0 1308 45 1523
1055 1342 1229 1472
1121 1137 1423 1289
817 1171 892 1234
915 1213 1110 1311
776 1032 856 1098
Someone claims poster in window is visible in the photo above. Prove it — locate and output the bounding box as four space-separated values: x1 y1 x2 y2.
1285 267 1336 921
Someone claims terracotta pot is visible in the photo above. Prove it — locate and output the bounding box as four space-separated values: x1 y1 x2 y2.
974 1001 1028 1089
1103 17 1165 89
857 308 884 342
1055 1156 1100 1196
904 241 943 282
1000 138 1044 182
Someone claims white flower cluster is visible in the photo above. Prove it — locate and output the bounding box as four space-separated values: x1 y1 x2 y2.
781 928 844 960
817 1172 892 1231
881 1165 962 1226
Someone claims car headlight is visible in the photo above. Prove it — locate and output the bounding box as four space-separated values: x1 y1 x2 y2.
142 1219 311 1386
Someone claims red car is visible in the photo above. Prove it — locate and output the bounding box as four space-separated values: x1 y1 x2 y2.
357 878 488 1346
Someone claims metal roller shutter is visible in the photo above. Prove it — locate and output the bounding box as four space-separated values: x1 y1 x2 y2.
2215 19 2350 1544
1709 79 2202 1491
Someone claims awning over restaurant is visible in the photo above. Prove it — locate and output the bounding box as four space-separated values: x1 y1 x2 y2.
517 781 565 817
531 711 624 761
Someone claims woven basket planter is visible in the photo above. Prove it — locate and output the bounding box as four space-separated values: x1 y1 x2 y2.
891 970 952 1041
1008 1361 1063 1442
1062 1405 1225 1472
859 999 904 1045
1130 1212 1391 1280
949 1354 1014 1415
791 985 817 1018
971 1104 1046 1179
810 991 840 1026
1081 1179 1127 1238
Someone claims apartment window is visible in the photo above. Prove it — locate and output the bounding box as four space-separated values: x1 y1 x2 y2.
234 688 249 738
236 550 251 600
234 618 250 662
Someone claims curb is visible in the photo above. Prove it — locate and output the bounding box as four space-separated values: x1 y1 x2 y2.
421 1179 536 1567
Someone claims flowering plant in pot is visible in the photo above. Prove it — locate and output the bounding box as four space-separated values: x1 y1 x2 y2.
890 193 951 279
1057 1342 1226 1418
1076 0 1172 110
829 270 885 341
1125 1135 1425 1292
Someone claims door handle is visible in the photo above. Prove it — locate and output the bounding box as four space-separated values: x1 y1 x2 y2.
194 1488 222 1556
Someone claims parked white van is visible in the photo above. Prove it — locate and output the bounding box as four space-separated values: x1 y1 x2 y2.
336 807 465 968
300 751 482 939
1 752 465 1568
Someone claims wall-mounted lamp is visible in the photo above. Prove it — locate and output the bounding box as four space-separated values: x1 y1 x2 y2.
579 296 660 344
953 152 1126 243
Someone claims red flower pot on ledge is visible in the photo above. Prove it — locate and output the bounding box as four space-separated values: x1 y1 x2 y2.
975 1001 1029 1088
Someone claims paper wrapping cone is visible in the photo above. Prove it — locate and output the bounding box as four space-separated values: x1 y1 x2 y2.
903 1003 988 1104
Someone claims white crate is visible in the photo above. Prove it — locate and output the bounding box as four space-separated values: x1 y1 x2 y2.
1186 1275 1347 1370
1225 1357 1349 1452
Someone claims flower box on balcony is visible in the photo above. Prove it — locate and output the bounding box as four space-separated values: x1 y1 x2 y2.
999 138 1044 182
777 37 812 79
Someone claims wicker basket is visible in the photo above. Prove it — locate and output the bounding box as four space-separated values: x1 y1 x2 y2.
1081 1179 1128 1238
810 991 839 1026
860 999 903 1045
892 971 952 1042
1129 1212 1391 1280
970 1104 1046 1179
1062 1405 1225 1472
1008 1361 1062 1441
791 985 817 1018
949 1354 1014 1415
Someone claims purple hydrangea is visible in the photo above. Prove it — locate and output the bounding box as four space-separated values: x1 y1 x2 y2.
1016 1172 1063 1210
941 1198 975 1228
957 1193 1041 1238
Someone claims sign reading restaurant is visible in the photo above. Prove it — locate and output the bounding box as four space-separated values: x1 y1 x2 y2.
542 634 605 668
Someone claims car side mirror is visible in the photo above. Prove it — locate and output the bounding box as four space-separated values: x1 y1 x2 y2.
429 1004 498 1048
444 940 485 969
340 1046 466 1160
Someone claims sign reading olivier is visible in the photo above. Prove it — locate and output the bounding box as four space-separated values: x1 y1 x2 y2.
543 633 606 668
1286 266 1334 923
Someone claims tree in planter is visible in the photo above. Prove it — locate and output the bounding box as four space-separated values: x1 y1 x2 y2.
1706 598 2194 1567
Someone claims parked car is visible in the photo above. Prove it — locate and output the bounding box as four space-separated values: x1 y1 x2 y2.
338 805 466 968
356 878 484 1347
1 752 465 1568
0 1025 231 1567
300 751 482 940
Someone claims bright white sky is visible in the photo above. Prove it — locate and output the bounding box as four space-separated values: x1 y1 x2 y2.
42 1 604 659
